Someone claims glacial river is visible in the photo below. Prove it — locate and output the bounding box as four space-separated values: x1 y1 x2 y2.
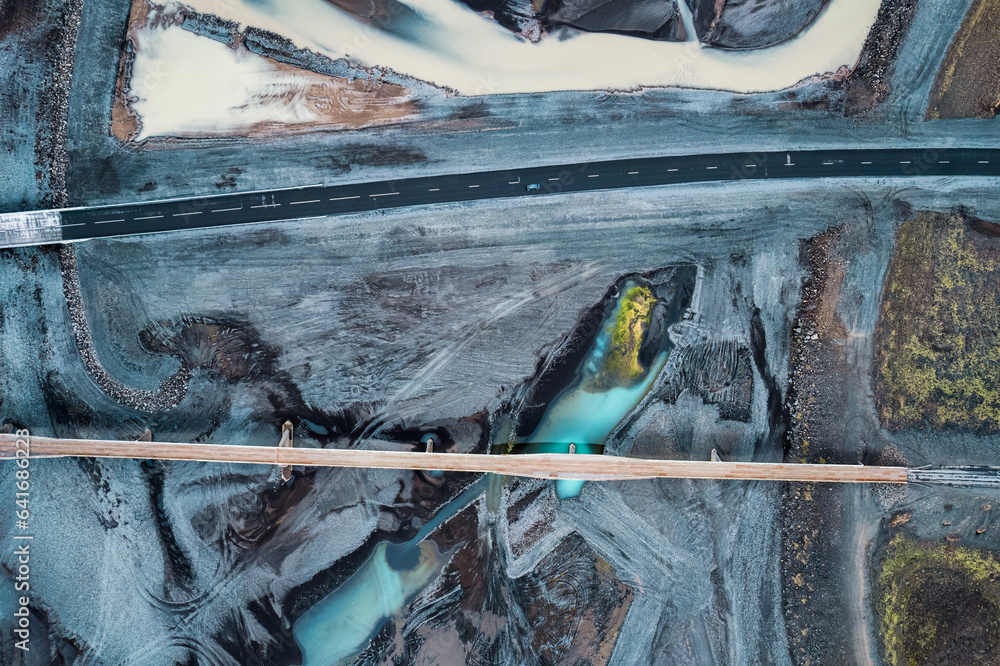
179 0 882 95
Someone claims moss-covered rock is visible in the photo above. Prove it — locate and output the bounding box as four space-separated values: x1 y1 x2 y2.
595 284 656 390
878 535 1000 665
875 211 1000 431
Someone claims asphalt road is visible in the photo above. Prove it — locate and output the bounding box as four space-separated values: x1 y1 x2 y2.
60 148 1000 241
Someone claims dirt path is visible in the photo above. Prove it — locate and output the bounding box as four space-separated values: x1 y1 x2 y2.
848 486 877 666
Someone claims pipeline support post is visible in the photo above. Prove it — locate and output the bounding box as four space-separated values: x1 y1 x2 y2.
279 421 293 482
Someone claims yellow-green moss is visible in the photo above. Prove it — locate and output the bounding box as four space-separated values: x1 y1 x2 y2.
878 535 1000 665
926 0 1000 120
875 212 1000 431
601 285 656 387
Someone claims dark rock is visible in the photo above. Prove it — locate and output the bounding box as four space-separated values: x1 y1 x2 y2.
454 0 684 42
548 0 686 41
686 0 831 50
842 0 918 116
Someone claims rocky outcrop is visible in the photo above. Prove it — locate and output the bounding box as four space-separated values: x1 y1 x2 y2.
450 0 685 42
547 0 686 41
686 0 831 49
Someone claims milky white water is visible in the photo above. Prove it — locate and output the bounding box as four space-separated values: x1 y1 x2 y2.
130 26 321 138
128 8 414 140
179 0 882 95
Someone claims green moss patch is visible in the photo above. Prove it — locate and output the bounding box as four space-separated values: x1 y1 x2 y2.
875 211 1000 431
600 284 656 388
926 0 1000 120
878 535 1000 665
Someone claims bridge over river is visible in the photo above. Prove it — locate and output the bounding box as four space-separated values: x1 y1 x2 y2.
7 431 1000 488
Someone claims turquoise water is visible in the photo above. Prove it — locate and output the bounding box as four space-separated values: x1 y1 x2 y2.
292 279 683 662
526 351 667 498
520 281 671 499
293 541 444 665
527 352 668 446
292 478 486 665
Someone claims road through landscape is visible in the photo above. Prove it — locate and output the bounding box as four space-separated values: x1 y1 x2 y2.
20 147 1000 245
